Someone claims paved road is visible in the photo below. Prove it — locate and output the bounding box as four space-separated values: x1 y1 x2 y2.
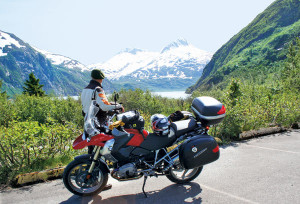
1 130 300 204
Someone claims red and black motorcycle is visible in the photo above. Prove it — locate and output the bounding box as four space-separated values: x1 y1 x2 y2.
62 96 226 197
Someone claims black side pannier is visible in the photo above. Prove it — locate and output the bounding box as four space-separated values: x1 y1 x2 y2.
117 110 145 130
179 134 220 169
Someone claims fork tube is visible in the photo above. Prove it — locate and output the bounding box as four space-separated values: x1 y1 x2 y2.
88 146 101 173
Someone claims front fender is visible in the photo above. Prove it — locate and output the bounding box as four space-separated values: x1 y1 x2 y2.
73 133 114 150
74 154 110 173
74 154 92 161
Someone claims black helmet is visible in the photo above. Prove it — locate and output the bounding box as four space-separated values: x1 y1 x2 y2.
150 114 170 136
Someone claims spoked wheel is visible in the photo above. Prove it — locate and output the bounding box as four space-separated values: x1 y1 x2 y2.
166 165 203 184
63 159 108 196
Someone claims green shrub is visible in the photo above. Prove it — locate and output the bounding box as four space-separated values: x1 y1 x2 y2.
192 78 299 140
0 82 299 184
117 88 191 116
0 94 83 128
0 120 81 184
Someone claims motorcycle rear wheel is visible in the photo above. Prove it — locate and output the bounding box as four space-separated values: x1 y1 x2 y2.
166 166 203 184
63 159 108 196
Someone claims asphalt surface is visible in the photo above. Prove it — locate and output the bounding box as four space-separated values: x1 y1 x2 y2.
1 130 299 204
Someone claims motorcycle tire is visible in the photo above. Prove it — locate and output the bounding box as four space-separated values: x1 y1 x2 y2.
63 159 108 196
166 166 203 184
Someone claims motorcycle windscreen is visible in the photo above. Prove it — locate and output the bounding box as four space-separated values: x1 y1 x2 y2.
84 100 100 137
179 135 220 169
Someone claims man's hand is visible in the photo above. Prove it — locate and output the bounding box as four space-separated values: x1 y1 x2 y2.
119 105 125 113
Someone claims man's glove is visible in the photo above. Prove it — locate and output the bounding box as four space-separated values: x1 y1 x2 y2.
109 120 125 130
114 104 124 113
119 105 125 113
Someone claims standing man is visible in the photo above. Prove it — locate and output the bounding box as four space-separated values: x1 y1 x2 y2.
81 69 123 124
81 69 122 191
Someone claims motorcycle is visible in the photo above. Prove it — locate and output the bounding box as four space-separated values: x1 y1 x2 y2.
62 95 226 197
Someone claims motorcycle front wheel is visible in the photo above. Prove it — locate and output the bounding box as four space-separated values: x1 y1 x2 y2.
166 165 203 184
63 159 108 196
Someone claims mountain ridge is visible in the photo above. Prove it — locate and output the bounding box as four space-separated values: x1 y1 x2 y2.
1 29 212 94
188 0 300 92
33 47 89 72
89 39 212 91
0 30 114 96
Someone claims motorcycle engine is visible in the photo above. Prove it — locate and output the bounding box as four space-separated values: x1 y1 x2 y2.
114 163 138 179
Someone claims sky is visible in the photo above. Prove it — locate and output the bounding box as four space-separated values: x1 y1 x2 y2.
0 0 275 65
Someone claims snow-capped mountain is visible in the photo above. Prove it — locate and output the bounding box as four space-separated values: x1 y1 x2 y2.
1 29 212 94
33 47 89 72
88 39 212 91
0 30 114 96
89 48 159 80
0 31 25 57
161 38 189 53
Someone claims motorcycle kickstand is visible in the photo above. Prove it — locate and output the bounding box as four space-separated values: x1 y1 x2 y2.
142 176 148 198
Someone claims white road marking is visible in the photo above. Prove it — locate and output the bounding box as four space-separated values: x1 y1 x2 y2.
245 144 300 154
201 184 260 204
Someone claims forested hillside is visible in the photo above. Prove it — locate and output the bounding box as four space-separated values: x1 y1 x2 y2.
188 0 300 92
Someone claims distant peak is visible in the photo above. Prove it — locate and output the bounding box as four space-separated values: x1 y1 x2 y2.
161 38 190 53
119 48 144 55
174 38 189 46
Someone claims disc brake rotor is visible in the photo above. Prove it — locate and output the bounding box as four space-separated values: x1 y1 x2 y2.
75 169 101 188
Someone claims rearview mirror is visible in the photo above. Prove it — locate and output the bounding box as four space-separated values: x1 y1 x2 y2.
113 91 119 102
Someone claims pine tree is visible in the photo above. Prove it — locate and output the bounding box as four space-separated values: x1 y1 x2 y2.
23 72 46 96
228 79 242 106
282 37 300 92
0 80 7 97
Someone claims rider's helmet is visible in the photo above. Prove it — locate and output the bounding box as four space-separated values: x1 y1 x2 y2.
150 114 170 136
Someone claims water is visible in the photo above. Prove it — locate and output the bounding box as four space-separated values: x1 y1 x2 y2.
61 96 79 100
152 91 191 99
62 91 191 100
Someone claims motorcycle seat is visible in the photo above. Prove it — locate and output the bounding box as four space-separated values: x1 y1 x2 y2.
139 130 177 151
170 118 197 137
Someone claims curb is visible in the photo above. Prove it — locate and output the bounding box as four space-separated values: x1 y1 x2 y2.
239 126 287 140
14 167 65 186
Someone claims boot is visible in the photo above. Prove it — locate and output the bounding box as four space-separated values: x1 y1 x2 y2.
102 184 112 191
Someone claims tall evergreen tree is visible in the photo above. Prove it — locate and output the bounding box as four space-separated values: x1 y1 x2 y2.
228 79 242 106
23 72 46 96
282 37 300 92
0 80 7 97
